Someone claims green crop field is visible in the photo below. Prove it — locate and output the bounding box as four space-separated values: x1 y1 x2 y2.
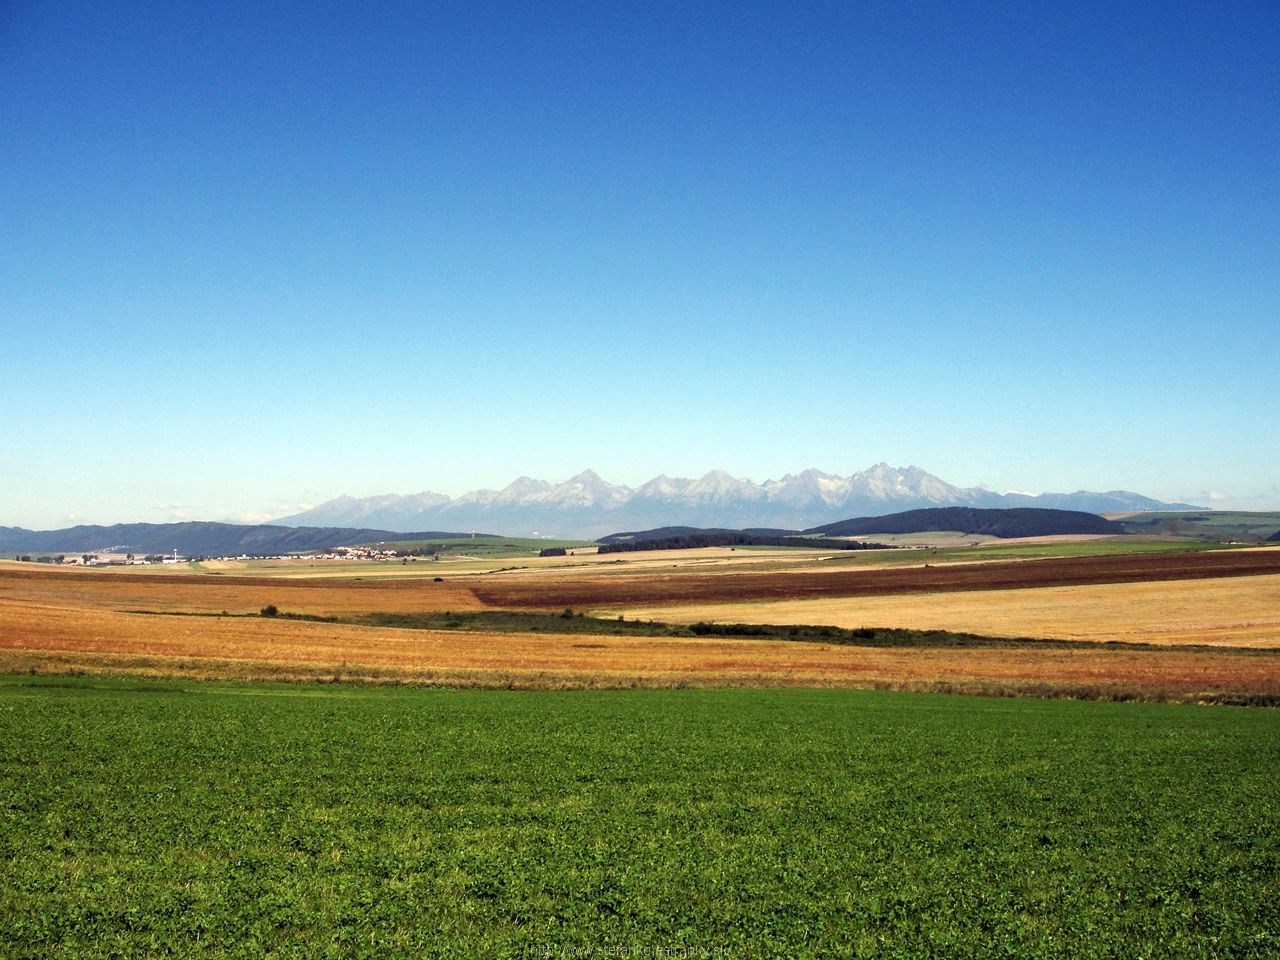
2 680 1277 958
802 537 1228 570
1119 512 1280 542
939 538 1231 562
373 536 598 558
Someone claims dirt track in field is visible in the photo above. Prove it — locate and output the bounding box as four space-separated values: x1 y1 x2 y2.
465 548 1280 609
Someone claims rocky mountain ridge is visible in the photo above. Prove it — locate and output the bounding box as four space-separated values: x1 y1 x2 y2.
277 464 1199 539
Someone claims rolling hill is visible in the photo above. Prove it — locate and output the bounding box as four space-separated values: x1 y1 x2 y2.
808 507 1126 539
0 523 480 558
603 507 1127 545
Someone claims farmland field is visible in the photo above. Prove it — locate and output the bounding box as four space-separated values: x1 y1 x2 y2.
2 548 1280 700
1115 510 1280 542
618 574 1280 649
463 547 1280 609
1 679 1277 958
3 543 1278 956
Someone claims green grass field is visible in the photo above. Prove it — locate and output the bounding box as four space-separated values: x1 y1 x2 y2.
802 537 1229 571
2 680 1277 958
1118 511 1280 542
374 536 599 558
948 538 1232 561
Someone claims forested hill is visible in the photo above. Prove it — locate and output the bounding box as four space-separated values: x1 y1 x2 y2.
806 507 1125 539
597 534 890 554
597 526 799 545
0 522 478 557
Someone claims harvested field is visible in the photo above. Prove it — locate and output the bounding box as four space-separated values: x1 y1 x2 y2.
620 574 1280 649
0 563 482 617
1 587 1278 702
3 608 1279 702
3 552 1279 701
465 546 1280 609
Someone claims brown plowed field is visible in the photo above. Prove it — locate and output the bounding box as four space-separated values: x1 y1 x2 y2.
7 549 1278 617
465 548 1280 609
2 552 1279 700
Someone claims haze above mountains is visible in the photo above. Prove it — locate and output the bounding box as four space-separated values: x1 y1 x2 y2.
279 464 1200 540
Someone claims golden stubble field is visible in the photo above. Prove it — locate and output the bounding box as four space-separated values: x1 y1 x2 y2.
616 575 1280 649
2 552 1278 700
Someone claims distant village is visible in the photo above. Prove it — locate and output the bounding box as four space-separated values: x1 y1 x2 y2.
11 546 409 565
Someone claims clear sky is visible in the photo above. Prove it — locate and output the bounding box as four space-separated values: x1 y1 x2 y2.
2 1 1277 529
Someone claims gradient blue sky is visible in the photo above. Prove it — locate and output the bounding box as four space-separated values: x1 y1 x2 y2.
2 1 1277 528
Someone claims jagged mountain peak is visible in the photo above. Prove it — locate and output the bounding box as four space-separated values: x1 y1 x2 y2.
546 470 631 507
275 465 1196 539
560 469 612 491
498 476 553 499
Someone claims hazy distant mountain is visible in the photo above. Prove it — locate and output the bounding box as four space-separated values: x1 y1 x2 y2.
277 464 1200 539
0 522 475 557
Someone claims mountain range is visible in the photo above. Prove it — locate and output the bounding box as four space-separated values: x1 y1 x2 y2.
277 464 1200 540
0 523 474 558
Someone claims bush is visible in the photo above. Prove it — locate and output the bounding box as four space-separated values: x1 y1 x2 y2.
260 605 279 618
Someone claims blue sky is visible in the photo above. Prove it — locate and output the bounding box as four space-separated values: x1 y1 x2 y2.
2 1 1277 528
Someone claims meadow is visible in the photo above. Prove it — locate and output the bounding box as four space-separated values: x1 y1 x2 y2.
1 678 1277 958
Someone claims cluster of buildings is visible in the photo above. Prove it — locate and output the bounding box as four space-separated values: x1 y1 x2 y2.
316 547 411 561
12 545 416 565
